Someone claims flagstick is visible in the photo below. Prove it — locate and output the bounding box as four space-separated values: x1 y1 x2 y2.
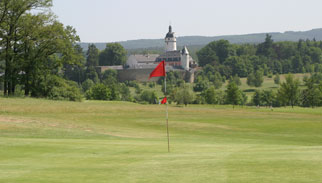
165 74 170 153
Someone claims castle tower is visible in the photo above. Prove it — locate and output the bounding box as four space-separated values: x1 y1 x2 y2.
165 25 177 52
181 46 190 71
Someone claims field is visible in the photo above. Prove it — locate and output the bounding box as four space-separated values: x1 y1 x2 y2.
1 98 322 183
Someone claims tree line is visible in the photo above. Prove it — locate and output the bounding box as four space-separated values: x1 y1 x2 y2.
197 35 322 78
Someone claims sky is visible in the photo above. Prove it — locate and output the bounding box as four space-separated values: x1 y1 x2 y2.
51 0 322 43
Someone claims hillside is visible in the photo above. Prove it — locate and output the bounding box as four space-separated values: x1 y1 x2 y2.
79 28 322 50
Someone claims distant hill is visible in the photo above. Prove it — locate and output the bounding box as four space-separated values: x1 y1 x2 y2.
79 28 322 51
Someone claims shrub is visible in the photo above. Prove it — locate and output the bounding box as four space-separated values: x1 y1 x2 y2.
46 76 83 101
139 90 158 104
86 84 111 100
82 79 95 92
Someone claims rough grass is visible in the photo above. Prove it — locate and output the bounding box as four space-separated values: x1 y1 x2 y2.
1 98 322 183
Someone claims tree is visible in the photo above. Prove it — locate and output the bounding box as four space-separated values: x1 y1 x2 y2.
277 74 300 108
202 87 225 104
174 86 194 106
193 75 209 92
229 75 241 86
99 43 127 66
261 90 275 107
274 74 280 84
225 81 242 108
63 45 86 85
203 87 217 104
196 40 234 66
0 0 53 96
252 90 262 106
256 34 275 58
82 79 94 92
86 44 99 67
102 69 118 85
247 70 264 87
119 83 132 101
254 70 264 87
300 75 322 107
247 72 256 87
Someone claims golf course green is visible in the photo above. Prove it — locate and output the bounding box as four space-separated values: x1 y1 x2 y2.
1 97 322 183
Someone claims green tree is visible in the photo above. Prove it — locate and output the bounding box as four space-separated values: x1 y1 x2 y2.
0 0 52 95
225 81 242 108
102 69 118 85
247 70 264 87
254 70 264 87
203 87 216 104
82 79 94 92
99 43 127 66
174 86 194 106
277 74 300 108
196 40 234 66
256 34 275 58
63 45 86 85
193 75 209 92
19 14 80 97
247 72 256 87
252 90 262 106
119 83 132 101
229 75 241 86
274 74 280 84
261 90 275 107
86 44 99 67
300 75 322 107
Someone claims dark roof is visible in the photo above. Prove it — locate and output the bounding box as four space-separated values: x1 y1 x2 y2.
159 50 181 58
165 25 175 38
156 50 181 62
131 54 159 62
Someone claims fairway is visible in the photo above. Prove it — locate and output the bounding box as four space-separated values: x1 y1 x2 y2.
1 98 322 183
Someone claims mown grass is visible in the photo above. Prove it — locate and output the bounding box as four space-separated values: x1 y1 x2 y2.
1 97 322 183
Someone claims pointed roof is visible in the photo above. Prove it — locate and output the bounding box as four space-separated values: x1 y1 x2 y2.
165 25 175 38
182 46 189 54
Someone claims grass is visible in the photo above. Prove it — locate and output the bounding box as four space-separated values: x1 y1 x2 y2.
1 97 322 182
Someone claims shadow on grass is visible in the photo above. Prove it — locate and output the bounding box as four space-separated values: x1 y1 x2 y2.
243 89 256 92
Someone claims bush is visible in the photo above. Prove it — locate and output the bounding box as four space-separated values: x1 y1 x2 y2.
139 90 158 104
86 84 111 100
119 83 132 101
82 79 95 92
46 76 83 101
148 82 156 88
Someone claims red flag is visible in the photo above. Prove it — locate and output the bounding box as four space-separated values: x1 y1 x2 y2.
161 97 167 104
149 61 165 79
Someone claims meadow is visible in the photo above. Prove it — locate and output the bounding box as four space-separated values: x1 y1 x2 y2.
1 97 322 183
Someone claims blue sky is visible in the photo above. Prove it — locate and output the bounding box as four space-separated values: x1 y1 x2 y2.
51 0 322 42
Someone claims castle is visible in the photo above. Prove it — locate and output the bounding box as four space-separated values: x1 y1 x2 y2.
126 25 194 70
99 26 196 82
